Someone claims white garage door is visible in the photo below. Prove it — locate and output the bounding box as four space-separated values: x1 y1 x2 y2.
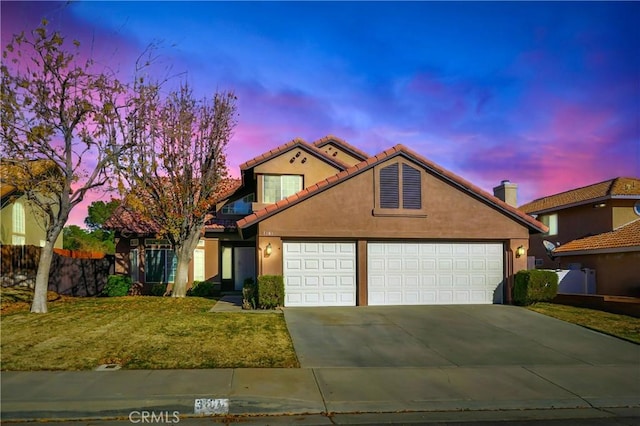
283 242 356 307
368 242 504 305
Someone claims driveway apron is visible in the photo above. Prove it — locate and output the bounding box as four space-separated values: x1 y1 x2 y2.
282 305 640 368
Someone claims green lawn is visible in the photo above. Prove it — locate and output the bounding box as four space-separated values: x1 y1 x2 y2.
1 292 299 370
527 302 640 344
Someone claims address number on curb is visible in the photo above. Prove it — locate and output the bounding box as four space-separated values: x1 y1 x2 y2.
194 398 229 415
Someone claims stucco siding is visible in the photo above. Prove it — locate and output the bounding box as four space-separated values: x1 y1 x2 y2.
257 166 529 240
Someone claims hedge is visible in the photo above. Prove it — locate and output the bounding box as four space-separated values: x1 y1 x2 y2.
102 275 132 297
257 275 284 309
513 270 559 305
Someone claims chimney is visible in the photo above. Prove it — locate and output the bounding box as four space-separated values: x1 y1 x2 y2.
493 179 518 207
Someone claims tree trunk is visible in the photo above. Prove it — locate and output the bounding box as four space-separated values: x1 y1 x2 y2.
171 252 191 297
30 240 55 313
171 231 202 297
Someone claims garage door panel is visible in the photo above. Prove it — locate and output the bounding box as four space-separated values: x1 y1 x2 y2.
284 242 356 307
368 242 504 305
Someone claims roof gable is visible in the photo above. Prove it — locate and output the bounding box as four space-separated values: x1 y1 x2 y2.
239 138 351 171
312 135 370 162
237 144 547 233
520 177 640 214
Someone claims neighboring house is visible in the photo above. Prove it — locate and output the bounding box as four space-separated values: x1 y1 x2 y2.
519 177 640 297
0 160 63 249
107 135 547 305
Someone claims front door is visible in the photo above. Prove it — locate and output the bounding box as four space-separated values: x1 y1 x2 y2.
234 247 256 290
221 245 256 291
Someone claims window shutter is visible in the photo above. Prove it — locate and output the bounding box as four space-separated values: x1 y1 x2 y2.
402 163 421 209
380 163 399 208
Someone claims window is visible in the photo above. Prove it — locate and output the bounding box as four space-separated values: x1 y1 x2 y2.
263 175 302 203
221 194 255 215
540 214 558 236
130 249 139 282
13 202 25 234
145 249 176 283
12 202 26 244
375 160 426 216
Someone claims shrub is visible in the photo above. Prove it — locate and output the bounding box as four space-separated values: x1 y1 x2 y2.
102 275 132 297
514 270 559 305
242 277 256 310
150 283 167 297
187 281 217 298
257 275 284 309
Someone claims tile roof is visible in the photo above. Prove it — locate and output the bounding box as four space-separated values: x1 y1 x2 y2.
238 137 351 171
204 217 238 232
520 177 640 214
312 135 370 161
554 219 640 254
0 159 61 199
237 144 547 233
104 178 242 234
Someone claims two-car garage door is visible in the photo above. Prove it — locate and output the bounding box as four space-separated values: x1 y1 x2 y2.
367 242 504 305
283 241 504 307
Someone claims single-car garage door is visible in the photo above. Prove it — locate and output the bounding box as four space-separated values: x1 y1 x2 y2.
283 242 356 307
368 242 504 305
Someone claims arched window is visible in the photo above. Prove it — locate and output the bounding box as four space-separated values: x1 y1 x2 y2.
12 201 26 245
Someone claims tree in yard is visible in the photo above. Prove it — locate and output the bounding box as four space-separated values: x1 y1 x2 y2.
85 199 120 231
1 21 132 312
117 82 237 297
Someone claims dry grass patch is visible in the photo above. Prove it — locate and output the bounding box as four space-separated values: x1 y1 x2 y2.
527 302 640 344
1 295 299 370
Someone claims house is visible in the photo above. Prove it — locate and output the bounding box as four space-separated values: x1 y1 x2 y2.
519 177 640 297
107 135 547 305
0 159 63 249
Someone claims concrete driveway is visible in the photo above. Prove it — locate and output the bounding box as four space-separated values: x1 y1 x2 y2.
283 305 640 368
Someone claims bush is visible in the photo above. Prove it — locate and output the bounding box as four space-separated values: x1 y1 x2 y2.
150 283 167 297
514 270 559 305
102 275 132 297
187 281 217 298
242 277 256 310
257 275 284 309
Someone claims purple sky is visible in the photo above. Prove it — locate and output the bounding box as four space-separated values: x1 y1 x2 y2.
2 1 638 227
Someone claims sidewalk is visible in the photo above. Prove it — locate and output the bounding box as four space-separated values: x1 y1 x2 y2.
2 365 639 422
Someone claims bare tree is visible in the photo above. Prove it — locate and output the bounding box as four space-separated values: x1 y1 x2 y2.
117 81 237 297
1 20 131 313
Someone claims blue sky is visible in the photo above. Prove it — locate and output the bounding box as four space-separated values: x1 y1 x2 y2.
2 1 639 226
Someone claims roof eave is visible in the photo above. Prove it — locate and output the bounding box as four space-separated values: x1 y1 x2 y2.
554 245 640 256
239 147 548 233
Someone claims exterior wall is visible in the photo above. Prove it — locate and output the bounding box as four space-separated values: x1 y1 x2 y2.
113 234 220 292
612 199 640 228
316 142 364 166
253 162 534 304
557 251 640 297
529 200 639 269
258 166 528 239
253 148 341 204
0 196 62 248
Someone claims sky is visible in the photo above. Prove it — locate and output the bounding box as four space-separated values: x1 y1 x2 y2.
2 1 639 227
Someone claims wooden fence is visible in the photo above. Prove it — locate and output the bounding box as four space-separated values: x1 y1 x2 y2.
1 245 114 296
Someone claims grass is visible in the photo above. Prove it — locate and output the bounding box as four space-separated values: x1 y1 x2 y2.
1 288 299 370
527 302 640 344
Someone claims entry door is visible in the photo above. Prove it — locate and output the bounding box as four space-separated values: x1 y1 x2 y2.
234 247 256 290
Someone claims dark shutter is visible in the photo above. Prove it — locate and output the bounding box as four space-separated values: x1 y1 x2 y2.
402 163 421 209
379 163 399 208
